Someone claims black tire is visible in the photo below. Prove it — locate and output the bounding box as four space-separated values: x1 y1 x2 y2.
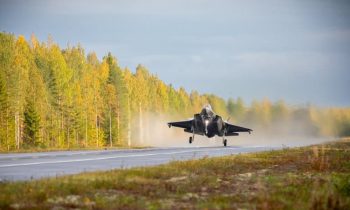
223 139 227 147
189 136 193 144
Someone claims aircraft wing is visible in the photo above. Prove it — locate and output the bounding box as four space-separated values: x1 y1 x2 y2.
167 119 193 129
225 122 252 134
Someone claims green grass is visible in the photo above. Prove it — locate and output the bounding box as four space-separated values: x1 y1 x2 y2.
1 139 350 209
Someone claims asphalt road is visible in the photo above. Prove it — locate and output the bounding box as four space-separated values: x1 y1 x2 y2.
0 146 279 181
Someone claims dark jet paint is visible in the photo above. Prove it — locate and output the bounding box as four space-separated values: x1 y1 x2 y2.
168 104 252 146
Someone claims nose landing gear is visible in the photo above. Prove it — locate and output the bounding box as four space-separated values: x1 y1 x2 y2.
189 136 193 144
223 139 227 147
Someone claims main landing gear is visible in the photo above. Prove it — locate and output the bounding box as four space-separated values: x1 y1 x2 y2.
223 139 227 147
189 126 195 144
223 130 227 147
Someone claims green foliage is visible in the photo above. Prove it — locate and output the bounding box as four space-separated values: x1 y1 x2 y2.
227 97 245 122
0 31 349 150
23 100 40 146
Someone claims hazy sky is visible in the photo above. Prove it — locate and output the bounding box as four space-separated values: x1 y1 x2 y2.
1 0 350 107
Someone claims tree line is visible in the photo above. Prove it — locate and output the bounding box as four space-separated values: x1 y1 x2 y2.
0 32 349 150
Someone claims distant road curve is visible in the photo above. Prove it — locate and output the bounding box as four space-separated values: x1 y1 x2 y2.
0 146 279 181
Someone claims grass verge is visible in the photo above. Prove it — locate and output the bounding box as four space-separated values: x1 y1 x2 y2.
1 139 350 209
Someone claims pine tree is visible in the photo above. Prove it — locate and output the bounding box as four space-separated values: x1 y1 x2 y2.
23 101 40 146
103 53 129 145
227 97 245 122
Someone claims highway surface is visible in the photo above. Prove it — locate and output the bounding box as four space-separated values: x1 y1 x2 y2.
0 146 279 181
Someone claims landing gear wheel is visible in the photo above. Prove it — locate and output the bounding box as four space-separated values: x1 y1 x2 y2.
189 136 193 144
223 139 227 147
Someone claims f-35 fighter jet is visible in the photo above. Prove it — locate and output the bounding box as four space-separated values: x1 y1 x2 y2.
168 104 252 146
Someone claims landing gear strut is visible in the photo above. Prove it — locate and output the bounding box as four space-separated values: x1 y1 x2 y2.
223 129 227 147
189 125 195 144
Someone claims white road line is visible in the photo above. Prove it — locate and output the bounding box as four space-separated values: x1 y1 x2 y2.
0 147 250 168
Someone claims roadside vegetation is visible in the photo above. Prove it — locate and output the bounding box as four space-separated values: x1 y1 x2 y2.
0 138 349 209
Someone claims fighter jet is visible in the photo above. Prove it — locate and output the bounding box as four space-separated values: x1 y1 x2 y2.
167 104 252 146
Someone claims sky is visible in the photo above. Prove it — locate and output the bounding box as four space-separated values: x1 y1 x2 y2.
1 0 350 107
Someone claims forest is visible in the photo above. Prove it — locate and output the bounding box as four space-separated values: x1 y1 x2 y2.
0 32 349 151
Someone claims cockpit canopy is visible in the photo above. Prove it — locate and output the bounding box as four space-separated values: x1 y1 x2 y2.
201 104 215 118
203 104 212 111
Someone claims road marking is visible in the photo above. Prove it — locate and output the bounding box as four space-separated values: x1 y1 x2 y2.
0 147 265 168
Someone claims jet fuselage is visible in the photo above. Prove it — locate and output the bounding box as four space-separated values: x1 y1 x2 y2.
184 105 226 138
167 104 251 146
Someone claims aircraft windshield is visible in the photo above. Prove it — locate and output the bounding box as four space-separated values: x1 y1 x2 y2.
201 104 214 117
203 104 212 111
